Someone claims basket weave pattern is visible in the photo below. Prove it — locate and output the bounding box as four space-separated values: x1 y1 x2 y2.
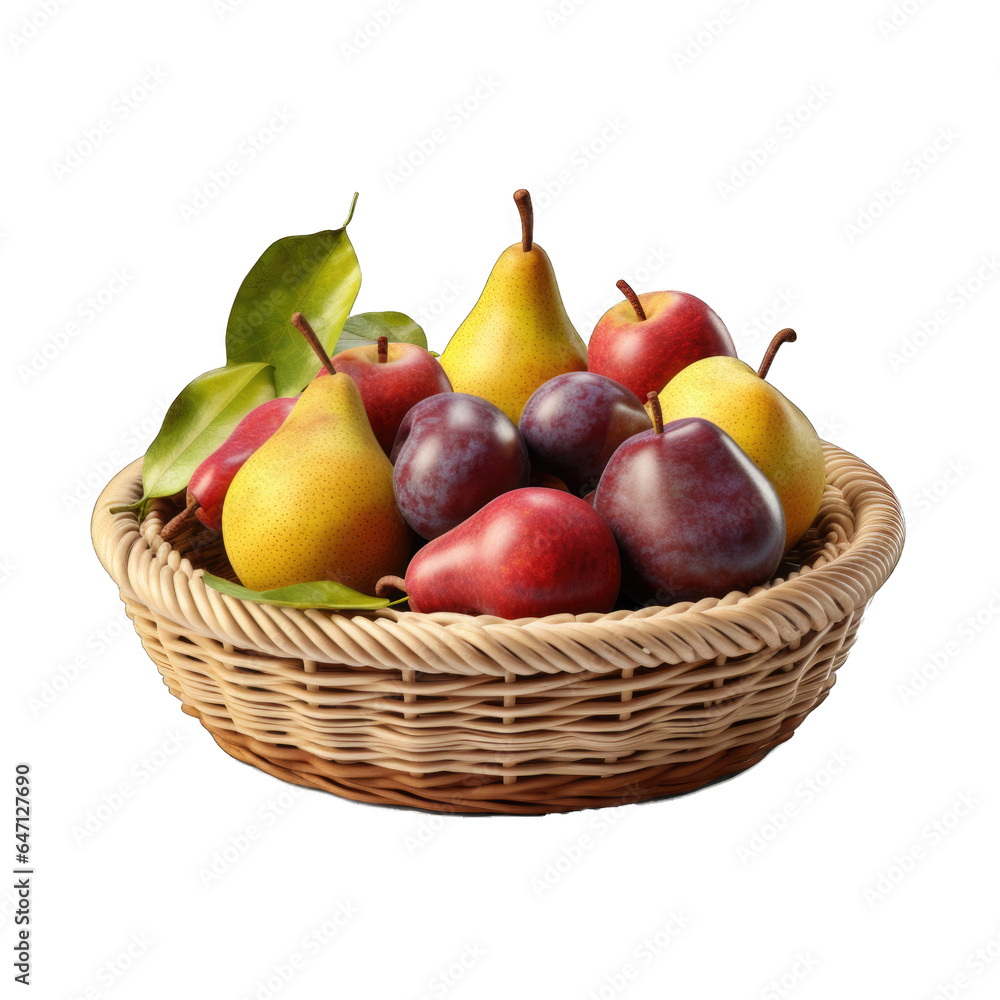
92 444 903 814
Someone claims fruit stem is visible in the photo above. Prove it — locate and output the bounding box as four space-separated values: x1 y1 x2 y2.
757 328 797 380
617 279 646 321
160 496 200 541
377 336 388 363
375 575 407 598
646 392 663 434
513 189 533 252
291 312 337 375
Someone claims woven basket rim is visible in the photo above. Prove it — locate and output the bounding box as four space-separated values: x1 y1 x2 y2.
91 443 904 675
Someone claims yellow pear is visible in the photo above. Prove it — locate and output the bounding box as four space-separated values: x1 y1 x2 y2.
656 329 825 552
222 315 411 593
440 189 587 423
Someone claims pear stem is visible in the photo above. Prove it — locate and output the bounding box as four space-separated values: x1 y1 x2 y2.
377 336 388 364
513 189 533 252
292 312 337 375
617 279 646 321
161 496 200 541
375 575 407 598
757 328 797 380
646 392 663 434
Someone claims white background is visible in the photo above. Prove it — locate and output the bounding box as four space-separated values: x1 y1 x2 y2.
5 0 1000 997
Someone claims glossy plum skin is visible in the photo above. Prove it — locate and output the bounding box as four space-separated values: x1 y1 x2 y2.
595 417 785 604
588 290 735 401
519 372 651 495
390 393 530 540
404 488 621 618
191 396 298 530
316 342 453 455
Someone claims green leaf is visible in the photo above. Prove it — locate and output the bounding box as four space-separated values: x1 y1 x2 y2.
226 194 362 396
333 311 427 353
132 363 276 509
201 573 406 610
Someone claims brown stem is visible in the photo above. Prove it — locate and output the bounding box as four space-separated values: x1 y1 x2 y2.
513 189 533 252
160 496 200 541
375 575 407 598
377 336 388 363
617 279 646 321
646 392 663 434
291 312 336 375
757 328 797 380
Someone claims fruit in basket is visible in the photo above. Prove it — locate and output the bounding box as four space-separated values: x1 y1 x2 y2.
377 488 620 617
160 395 299 539
519 372 651 496
588 279 735 400
390 392 529 539
316 336 453 455
222 314 411 593
595 398 785 604
440 189 587 423
655 329 824 551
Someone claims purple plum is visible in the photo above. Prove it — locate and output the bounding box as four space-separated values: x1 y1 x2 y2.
518 372 651 496
390 393 530 539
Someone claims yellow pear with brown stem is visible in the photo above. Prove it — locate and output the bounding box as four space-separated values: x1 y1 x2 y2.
222 314 411 593
440 189 588 423
656 329 825 552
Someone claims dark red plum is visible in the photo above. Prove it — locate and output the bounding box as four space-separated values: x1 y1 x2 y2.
385 488 620 618
519 372 651 496
595 416 785 604
390 393 529 539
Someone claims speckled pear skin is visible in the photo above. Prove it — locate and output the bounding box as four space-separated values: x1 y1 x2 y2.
440 241 588 424
222 374 411 594
656 358 825 551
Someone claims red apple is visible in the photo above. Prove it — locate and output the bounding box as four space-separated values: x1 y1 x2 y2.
316 337 453 455
587 280 736 401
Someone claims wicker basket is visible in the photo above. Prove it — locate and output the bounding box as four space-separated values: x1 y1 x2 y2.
91 443 903 815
